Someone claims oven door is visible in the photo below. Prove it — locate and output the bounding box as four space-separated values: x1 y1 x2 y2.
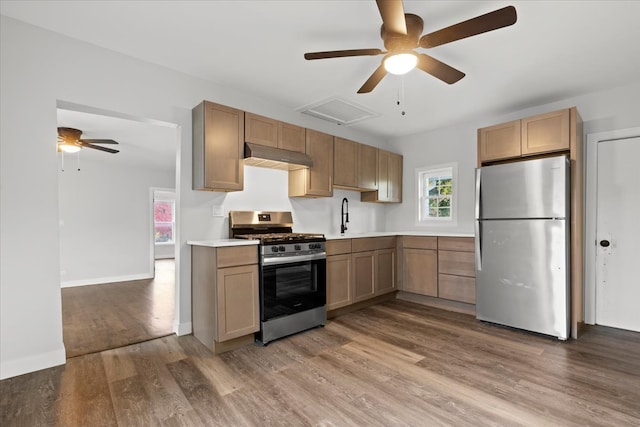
261 254 326 322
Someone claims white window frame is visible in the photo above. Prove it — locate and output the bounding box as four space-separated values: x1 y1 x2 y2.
154 198 175 245
416 162 458 226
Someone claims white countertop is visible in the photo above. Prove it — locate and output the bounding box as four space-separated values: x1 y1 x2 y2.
187 239 260 248
326 231 474 240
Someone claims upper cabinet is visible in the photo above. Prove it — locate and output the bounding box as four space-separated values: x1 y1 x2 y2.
333 138 379 191
478 108 571 164
362 149 403 203
193 101 244 191
245 112 305 153
289 129 334 197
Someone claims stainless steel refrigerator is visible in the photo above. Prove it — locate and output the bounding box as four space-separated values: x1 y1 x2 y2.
475 155 570 340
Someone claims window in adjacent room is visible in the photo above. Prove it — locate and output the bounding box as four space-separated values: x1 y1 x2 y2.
417 163 457 224
154 199 175 244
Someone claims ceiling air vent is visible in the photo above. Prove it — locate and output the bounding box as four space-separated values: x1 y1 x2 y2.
298 97 378 126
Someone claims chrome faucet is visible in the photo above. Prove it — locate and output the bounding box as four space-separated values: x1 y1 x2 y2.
340 197 349 234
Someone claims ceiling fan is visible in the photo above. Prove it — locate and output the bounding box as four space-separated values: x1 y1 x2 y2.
57 127 119 154
304 0 517 93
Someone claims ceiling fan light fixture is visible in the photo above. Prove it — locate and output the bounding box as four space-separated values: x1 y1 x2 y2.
384 52 417 75
58 142 81 153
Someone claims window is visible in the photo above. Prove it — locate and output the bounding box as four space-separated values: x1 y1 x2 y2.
417 163 457 224
154 199 175 244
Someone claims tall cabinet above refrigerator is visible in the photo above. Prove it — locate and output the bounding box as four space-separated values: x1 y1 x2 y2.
475 155 570 340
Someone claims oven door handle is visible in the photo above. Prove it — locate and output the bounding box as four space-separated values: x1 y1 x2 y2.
262 252 326 266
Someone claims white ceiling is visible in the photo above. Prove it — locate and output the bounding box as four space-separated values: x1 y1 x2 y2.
3 1 640 143
57 109 177 171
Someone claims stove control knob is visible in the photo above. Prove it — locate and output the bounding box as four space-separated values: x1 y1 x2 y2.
278 246 286 252
271 246 279 253
294 244 301 250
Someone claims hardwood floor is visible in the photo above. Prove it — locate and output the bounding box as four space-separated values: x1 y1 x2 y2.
61 259 175 358
2 299 639 426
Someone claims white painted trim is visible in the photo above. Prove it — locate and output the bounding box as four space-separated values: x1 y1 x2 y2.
174 321 192 336
0 346 66 380
414 162 459 227
584 126 640 325
61 273 153 288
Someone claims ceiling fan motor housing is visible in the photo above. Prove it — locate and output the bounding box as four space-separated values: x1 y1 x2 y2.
381 13 424 52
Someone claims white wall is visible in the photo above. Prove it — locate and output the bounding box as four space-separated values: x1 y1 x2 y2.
385 82 640 234
59 156 175 286
0 16 387 379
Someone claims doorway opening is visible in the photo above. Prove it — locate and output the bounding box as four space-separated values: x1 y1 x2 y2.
57 102 180 357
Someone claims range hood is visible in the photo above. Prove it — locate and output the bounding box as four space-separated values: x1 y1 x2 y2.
244 142 313 171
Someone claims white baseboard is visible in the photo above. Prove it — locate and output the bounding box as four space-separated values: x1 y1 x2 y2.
175 321 192 336
61 272 154 288
0 346 66 380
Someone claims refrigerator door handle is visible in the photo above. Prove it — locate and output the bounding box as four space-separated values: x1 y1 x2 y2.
475 221 482 271
475 168 481 220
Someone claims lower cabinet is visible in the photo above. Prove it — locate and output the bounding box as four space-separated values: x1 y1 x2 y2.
438 237 476 304
402 248 438 296
327 237 396 310
191 245 259 353
400 236 476 305
352 251 376 303
327 253 353 311
401 236 438 296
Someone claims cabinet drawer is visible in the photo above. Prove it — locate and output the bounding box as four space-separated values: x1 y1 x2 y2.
438 274 476 304
437 237 474 252
327 239 352 255
401 236 437 250
352 236 396 252
438 250 475 277
217 245 258 268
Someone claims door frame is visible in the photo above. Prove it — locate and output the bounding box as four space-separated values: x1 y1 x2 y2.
584 126 640 324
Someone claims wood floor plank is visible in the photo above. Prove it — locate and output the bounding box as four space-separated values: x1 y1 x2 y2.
61 259 175 358
2 299 639 426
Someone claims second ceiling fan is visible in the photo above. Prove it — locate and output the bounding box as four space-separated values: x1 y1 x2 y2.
304 0 517 93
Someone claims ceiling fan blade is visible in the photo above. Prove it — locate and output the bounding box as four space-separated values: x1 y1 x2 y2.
416 54 465 84
79 142 119 154
304 49 384 60
79 138 119 144
357 64 387 94
419 5 517 49
376 0 407 35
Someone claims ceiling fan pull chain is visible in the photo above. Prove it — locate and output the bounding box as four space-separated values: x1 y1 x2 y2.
76 151 81 171
398 76 406 116
61 151 65 172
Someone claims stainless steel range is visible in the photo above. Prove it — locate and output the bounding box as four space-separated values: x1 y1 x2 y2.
229 211 326 345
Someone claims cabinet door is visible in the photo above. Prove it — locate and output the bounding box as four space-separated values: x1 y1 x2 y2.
375 248 396 295
387 152 403 203
278 122 305 153
358 143 378 190
438 274 476 304
438 250 475 277
245 112 278 148
327 254 352 310
289 129 333 197
377 149 390 201
521 109 570 156
402 248 437 297
216 264 259 341
352 251 375 303
334 137 358 188
194 101 244 191
478 119 521 163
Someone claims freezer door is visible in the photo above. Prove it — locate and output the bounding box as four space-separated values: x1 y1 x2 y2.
475 219 569 339
477 155 569 220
